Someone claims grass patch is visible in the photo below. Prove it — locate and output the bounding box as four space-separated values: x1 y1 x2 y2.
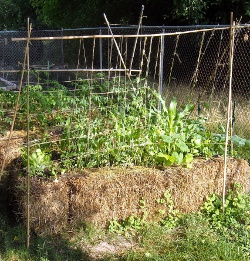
1 212 249 261
126 215 248 261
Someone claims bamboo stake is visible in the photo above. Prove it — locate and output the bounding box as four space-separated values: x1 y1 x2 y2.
74 39 82 102
199 18 242 100
103 14 127 72
153 38 161 80
198 39 229 100
190 31 205 94
82 39 89 80
167 35 180 89
26 18 32 249
90 37 96 85
12 26 232 42
222 12 235 213
103 13 134 87
0 23 32 181
158 33 165 110
108 38 114 90
139 37 147 78
192 29 216 99
76 39 82 81
3 68 141 73
210 30 224 98
129 5 145 75
145 36 154 80
115 37 123 81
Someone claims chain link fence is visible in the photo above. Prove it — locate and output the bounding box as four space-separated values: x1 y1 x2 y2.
0 25 249 140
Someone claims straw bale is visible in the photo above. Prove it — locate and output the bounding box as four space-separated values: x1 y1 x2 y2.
163 157 250 213
15 177 69 236
68 167 168 227
0 131 25 167
13 157 250 235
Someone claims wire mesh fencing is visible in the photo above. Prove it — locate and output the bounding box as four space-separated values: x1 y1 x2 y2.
0 24 250 173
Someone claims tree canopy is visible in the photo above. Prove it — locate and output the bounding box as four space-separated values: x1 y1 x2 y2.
0 0 249 30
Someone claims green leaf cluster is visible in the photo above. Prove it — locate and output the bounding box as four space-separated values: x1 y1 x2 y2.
1 78 249 176
201 183 250 255
22 148 56 177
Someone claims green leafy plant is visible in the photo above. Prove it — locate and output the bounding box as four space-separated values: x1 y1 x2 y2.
22 148 55 177
1 79 248 171
157 190 180 229
155 97 217 167
109 214 147 235
201 183 250 255
59 84 220 169
231 135 250 162
213 133 250 163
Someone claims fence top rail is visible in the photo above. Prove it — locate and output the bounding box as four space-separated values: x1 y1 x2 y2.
2 23 250 34
0 69 142 73
12 26 233 41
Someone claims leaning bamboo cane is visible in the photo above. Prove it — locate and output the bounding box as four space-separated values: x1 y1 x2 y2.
0 24 32 181
129 5 145 75
103 13 134 87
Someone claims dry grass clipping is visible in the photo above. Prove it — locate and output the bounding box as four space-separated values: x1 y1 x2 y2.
12 157 250 236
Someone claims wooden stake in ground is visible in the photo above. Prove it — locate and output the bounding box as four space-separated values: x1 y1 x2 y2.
26 18 32 249
0 24 32 180
222 12 235 213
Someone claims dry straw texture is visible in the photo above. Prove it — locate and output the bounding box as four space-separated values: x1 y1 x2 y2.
13 157 250 236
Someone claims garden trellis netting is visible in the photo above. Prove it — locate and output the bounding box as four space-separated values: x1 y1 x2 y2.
0 23 250 172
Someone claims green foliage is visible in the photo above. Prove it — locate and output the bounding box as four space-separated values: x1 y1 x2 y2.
231 135 250 162
0 89 17 130
59 79 229 170
0 0 37 30
19 84 73 131
108 186 250 259
156 97 197 167
109 214 147 235
29 0 104 28
127 214 248 260
21 148 56 177
172 0 208 24
201 183 250 255
157 190 180 229
213 133 250 162
2 0 250 30
109 190 180 235
1 79 249 174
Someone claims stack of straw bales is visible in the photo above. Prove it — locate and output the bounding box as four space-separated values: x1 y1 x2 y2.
12 157 250 235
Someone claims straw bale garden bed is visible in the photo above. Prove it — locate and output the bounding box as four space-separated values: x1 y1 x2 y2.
1 79 250 260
